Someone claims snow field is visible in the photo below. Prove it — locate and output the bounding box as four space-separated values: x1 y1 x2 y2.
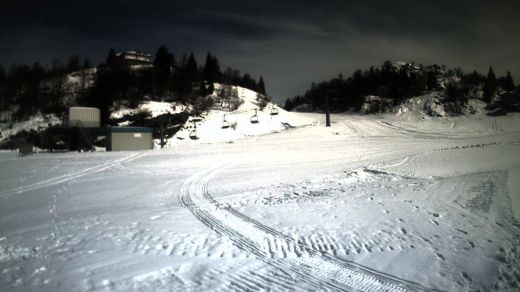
0 111 519 291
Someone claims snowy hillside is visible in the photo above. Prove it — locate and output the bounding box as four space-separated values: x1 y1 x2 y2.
40 68 97 107
0 114 60 146
169 85 316 146
0 68 97 148
111 101 186 120
0 83 315 149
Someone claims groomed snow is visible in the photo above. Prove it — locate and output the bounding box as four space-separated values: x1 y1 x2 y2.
0 111 519 291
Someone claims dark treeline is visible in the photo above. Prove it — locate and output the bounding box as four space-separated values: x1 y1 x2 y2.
284 61 518 112
0 55 92 120
0 46 267 122
88 47 267 122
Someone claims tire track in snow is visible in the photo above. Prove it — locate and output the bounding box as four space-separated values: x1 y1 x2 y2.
0 152 145 198
379 121 486 140
179 162 436 291
379 120 520 141
377 156 411 169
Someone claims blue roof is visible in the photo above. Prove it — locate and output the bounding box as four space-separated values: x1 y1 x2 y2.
109 127 153 133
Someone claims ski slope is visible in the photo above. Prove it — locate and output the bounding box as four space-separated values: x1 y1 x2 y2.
1 111 520 291
169 85 316 145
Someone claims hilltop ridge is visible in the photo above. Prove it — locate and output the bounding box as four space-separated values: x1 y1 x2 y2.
285 61 519 117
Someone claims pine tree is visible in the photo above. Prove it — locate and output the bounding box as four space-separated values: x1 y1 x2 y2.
0 65 6 111
153 46 175 74
50 59 65 76
504 71 515 91
240 73 256 91
174 53 199 99
0 65 5 86
186 53 198 82
203 52 220 84
153 46 175 95
258 76 266 95
82 58 91 69
66 54 81 73
89 48 131 122
105 48 119 69
284 98 294 111
483 66 497 103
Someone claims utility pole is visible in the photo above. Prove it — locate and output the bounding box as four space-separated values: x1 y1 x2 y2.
160 122 165 149
325 96 331 127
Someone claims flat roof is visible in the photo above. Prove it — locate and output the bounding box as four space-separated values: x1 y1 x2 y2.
109 127 153 133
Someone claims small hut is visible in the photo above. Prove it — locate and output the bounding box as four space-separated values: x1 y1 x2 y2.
106 127 153 151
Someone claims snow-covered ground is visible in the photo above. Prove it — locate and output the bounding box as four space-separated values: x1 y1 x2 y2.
1 111 520 291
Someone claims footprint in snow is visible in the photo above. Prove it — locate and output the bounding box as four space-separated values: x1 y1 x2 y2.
462 272 472 282
436 253 445 261
456 228 468 235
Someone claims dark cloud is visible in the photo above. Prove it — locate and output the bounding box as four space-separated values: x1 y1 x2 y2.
1 0 519 103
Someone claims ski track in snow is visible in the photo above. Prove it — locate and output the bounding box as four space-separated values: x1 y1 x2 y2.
179 162 436 291
0 152 145 199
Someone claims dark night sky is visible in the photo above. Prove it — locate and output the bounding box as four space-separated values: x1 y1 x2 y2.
1 0 519 103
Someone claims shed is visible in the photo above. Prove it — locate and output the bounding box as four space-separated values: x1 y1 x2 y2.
107 127 153 151
68 107 100 128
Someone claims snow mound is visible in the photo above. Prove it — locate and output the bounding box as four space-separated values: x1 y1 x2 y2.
395 93 447 119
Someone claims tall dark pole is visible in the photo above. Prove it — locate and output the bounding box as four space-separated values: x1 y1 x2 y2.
325 96 331 127
160 122 164 149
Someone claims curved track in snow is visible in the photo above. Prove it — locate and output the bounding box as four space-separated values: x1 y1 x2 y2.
179 162 436 291
0 152 145 199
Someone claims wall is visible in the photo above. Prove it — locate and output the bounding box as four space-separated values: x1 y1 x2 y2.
69 107 100 128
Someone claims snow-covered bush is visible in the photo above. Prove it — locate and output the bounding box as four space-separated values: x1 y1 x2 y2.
361 96 393 114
